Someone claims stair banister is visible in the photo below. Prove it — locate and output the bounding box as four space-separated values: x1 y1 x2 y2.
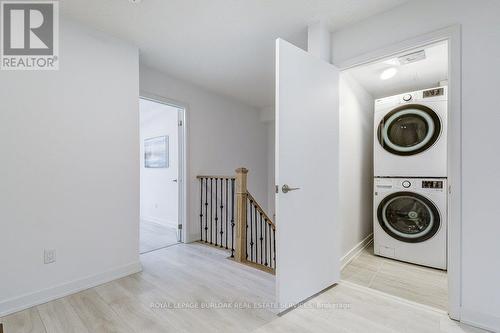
197 167 276 274
235 167 248 262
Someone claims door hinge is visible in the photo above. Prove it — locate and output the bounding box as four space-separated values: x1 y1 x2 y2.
275 185 279 194
178 120 183 126
178 224 182 230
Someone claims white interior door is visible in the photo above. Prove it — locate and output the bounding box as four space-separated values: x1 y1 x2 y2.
275 39 340 308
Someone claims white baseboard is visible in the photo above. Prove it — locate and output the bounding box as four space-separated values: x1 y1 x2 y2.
0 261 142 317
461 307 500 332
340 233 373 270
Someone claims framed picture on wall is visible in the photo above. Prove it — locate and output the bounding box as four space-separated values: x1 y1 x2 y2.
144 136 169 168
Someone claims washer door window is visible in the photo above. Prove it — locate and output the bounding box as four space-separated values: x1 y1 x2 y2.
378 104 441 156
377 192 440 243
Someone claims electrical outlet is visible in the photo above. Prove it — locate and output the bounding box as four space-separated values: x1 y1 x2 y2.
44 249 56 264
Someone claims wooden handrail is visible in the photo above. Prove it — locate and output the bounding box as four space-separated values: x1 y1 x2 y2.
246 191 275 230
196 175 236 179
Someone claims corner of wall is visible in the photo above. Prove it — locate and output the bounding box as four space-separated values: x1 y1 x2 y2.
340 234 373 270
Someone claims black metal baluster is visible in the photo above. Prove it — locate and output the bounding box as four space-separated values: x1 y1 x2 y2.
210 178 213 244
220 179 224 248
264 221 268 267
199 178 203 241
250 199 254 261
215 178 218 246
254 205 258 263
204 178 208 243
272 228 276 268
246 199 249 260
230 179 235 257
260 213 263 265
269 225 273 267
225 179 229 249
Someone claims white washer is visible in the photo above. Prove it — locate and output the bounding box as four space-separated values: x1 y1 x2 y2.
373 177 447 270
374 87 447 177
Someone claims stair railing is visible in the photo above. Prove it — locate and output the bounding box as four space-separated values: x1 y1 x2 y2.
245 191 276 272
197 175 236 256
197 167 276 274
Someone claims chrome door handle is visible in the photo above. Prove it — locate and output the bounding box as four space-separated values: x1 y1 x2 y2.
282 184 300 193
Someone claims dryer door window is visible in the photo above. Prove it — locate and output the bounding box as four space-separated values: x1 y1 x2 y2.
377 192 440 243
378 104 441 156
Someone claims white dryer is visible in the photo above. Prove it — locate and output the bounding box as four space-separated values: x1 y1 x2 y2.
374 87 447 177
373 177 447 270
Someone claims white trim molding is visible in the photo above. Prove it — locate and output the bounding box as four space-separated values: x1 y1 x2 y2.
340 233 373 270
0 261 142 317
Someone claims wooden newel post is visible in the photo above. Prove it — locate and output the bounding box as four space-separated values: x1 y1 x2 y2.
235 167 248 262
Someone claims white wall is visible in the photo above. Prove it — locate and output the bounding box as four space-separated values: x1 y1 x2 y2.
331 1 500 330
339 73 374 260
0 20 140 316
140 66 269 242
140 99 179 228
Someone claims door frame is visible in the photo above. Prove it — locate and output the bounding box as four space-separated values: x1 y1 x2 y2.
335 25 462 320
139 92 188 244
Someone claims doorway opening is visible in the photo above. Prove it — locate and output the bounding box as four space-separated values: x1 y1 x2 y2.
139 97 185 254
338 39 450 311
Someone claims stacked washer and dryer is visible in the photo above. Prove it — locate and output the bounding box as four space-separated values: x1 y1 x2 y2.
373 86 448 270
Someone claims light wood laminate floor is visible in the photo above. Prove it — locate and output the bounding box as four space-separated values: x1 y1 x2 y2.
254 282 486 333
140 220 178 254
0 243 276 333
341 243 448 310
0 243 487 333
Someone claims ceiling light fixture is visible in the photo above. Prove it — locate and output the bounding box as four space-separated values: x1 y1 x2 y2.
382 58 399 66
380 67 397 80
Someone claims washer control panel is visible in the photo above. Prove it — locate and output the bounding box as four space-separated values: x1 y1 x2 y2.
422 180 444 189
376 178 446 192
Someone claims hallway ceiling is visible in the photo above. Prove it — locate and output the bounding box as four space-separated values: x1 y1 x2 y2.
61 0 410 108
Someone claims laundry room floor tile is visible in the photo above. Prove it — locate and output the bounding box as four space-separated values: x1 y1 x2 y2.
341 244 448 311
